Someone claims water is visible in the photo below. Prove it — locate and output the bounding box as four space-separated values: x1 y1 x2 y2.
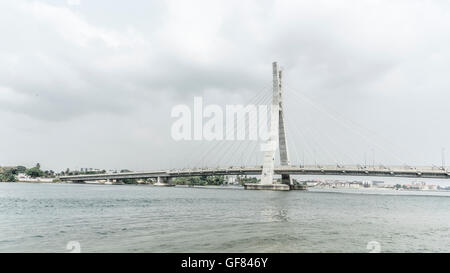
0 183 449 253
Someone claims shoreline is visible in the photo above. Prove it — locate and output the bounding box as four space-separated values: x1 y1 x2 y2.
2 181 450 196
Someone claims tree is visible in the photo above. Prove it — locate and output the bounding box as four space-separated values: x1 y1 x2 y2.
237 175 258 185
206 175 225 185
16 166 27 173
122 178 138 184
25 167 44 178
0 169 17 182
172 175 226 185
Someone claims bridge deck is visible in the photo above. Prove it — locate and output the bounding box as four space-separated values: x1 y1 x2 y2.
59 165 450 181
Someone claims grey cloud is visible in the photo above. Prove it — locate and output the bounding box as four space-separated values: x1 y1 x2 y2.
1 0 450 170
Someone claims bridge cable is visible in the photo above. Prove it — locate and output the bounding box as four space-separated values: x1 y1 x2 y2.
284 89 358 165
284 86 407 167
207 86 271 168
216 89 272 167
182 84 271 169
189 84 272 169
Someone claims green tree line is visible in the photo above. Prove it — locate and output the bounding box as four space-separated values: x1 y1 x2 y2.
0 163 49 182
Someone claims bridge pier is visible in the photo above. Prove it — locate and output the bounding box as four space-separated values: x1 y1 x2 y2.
244 181 306 191
244 183 290 191
154 177 175 187
281 174 292 185
104 179 124 185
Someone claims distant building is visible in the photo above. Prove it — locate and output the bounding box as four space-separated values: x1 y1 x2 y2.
305 181 319 187
17 173 30 180
17 173 53 183
225 175 238 185
371 180 384 186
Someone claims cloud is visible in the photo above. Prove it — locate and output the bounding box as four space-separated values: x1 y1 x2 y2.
1 0 450 170
66 0 81 7
0 0 151 121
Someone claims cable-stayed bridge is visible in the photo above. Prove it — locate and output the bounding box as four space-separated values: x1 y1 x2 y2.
60 62 450 190
60 165 450 181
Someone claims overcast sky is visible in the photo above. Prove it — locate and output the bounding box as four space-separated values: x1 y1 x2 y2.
1 0 450 171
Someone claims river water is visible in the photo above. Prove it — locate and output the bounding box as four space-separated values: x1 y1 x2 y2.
0 183 449 253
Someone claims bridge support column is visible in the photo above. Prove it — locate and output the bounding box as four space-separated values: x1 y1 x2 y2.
113 179 124 185
245 62 302 191
154 177 175 187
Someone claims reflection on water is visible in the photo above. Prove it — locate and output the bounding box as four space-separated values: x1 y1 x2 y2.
0 183 449 252
261 208 289 222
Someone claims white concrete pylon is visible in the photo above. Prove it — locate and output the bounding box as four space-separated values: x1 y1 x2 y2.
260 62 292 185
278 67 292 185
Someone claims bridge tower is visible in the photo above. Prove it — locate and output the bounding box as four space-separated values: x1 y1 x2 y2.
245 62 297 191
